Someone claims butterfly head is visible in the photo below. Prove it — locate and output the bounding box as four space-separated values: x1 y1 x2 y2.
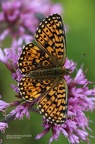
66 68 72 75
62 67 72 76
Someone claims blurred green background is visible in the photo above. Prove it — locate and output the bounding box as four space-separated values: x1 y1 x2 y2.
1 0 95 143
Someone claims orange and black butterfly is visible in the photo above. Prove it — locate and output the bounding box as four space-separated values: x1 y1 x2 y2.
18 13 70 125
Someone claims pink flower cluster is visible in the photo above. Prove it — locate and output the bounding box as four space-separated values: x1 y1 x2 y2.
0 0 95 144
0 0 62 47
35 59 95 144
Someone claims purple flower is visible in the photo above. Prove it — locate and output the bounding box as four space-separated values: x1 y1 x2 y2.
10 104 30 120
0 46 22 72
0 98 9 137
0 100 10 112
1 59 95 144
36 59 95 144
0 0 62 47
0 0 95 144
0 0 63 78
0 122 8 133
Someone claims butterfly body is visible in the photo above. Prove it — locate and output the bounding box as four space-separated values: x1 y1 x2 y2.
29 67 69 78
18 14 69 125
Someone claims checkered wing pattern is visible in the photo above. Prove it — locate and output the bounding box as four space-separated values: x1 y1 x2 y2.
35 13 66 66
18 14 68 125
18 43 55 74
38 78 68 125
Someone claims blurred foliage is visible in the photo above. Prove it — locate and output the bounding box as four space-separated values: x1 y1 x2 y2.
1 0 95 144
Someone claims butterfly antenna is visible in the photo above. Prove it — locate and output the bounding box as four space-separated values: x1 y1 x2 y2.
77 52 86 62
68 52 87 73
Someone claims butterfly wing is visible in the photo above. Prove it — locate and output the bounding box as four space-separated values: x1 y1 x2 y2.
19 76 57 102
18 43 55 74
35 13 66 67
19 76 68 125
18 14 66 74
38 77 68 125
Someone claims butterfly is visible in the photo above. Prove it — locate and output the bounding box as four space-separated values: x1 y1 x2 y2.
18 13 70 125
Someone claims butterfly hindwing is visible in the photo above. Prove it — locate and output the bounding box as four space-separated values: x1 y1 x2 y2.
38 78 68 125
19 76 56 102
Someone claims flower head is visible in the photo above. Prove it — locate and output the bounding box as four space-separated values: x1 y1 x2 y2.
36 59 95 144
0 1 95 144
0 0 62 47
0 122 8 133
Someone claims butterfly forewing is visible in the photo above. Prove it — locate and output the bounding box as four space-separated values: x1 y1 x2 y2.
18 43 55 74
35 13 66 66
